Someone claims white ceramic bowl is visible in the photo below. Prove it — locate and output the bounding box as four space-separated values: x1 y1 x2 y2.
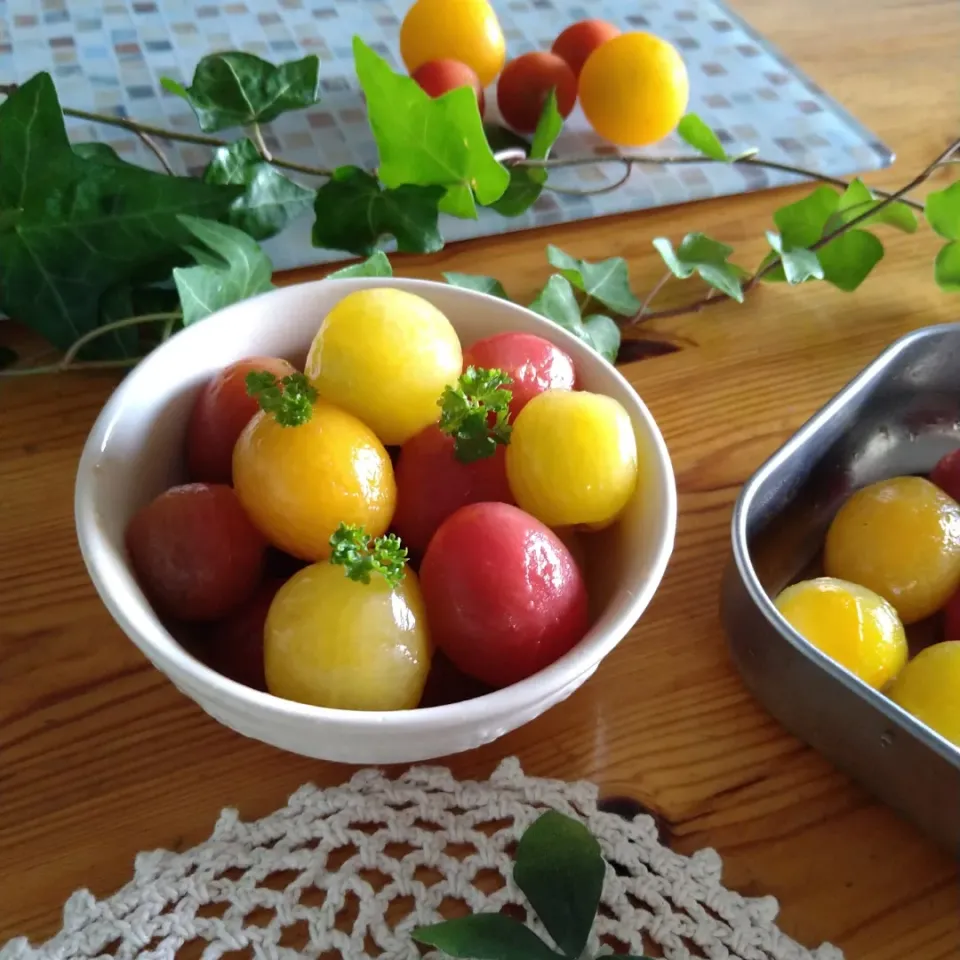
75 277 676 764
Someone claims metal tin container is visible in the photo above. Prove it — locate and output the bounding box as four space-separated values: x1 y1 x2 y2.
722 324 960 854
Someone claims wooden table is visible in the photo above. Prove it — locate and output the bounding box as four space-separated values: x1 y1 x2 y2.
2 0 959 955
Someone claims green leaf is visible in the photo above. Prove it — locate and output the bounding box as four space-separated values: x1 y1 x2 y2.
0 346 18 371
824 179 918 234
529 275 620 362
0 73 71 209
514 811 606 958
311 165 444 257
773 186 840 248
816 229 884 292
652 233 747 302
355 37 508 219
489 90 563 217
582 315 621 364
676 114 729 161
161 52 321 132
443 272 511 300
765 231 824 284
0 78 241 358
203 138 313 241
72 142 136 168
934 241 960 291
546 245 641 315
173 216 274 326
412 915 562 960
328 251 393 279
925 182 960 241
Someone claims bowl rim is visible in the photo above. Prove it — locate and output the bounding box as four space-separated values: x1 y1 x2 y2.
75 276 678 733
730 322 960 767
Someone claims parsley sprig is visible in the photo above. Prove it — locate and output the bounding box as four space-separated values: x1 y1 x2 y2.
245 370 317 427
329 523 408 588
438 366 513 463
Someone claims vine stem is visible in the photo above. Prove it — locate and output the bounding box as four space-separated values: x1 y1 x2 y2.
250 123 273 162
0 312 180 378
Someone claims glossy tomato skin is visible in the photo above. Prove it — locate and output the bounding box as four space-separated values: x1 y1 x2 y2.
931 448 960 502
126 483 266 622
186 356 296 484
496 52 577 133
551 19 621 78
462 332 577 420
412 58 486 113
419 502 589 688
391 426 515 557
205 578 284 691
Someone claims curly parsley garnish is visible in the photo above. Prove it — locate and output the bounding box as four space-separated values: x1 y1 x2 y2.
438 365 513 463
245 370 317 427
329 523 408 588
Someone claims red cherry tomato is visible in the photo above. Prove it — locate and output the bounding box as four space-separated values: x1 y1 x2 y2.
204 578 284 691
496 52 577 133
551 19 621 78
419 502 590 688
391 426 515 556
462 332 578 420
126 483 266 622
931 449 960 503
186 356 296 484
412 58 486 114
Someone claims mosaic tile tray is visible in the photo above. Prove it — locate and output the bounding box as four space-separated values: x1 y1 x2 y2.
0 0 893 271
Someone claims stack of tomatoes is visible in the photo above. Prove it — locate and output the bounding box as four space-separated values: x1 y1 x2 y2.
126 287 640 712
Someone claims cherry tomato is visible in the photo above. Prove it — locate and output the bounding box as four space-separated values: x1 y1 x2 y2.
462 332 577 420
233 400 396 561
126 483 266 621
204 578 285 691
186 356 296 484
412 59 485 113
931 448 960 502
497 52 577 134
391 425 514 556
551 19 621 78
264 562 432 711
419 502 589 688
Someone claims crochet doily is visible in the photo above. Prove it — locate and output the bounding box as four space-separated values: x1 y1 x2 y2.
2 759 842 960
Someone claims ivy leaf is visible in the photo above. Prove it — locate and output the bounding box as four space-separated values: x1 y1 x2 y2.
311 166 444 257
582 315 621 364
0 346 18 371
546 245 642 315
514 811 606 958
0 75 242 357
489 90 563 217
765 231 824 284
530 275 620 362
652 233 747 302
443 272 511 300
354 37 508 219
161 52 321 132
677 113 729 161
774 186 840 247
934 241 960 291
203 138 314 241
925 182 960 241
72 142 136 168
824 179 918 234
412 915 562 960
172 216 275 326
815 230 884 292
328 251 393 279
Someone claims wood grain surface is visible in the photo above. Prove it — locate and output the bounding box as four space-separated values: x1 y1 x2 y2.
2 0 959 956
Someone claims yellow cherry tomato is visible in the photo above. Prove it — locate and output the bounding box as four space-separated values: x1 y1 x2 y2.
233 400 396 561
774 577 908 690
887 641 960 747
824 476 960 624
306 288 463 446
400 0 506 88
505 389 638 529
265 562 432 711
579 32 689 147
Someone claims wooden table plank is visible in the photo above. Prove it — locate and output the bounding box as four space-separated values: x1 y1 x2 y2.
2 0 959 955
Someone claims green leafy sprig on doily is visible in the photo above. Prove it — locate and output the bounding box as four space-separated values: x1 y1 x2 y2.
0 37 957 378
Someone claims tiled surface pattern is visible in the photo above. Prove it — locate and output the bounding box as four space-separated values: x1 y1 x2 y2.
0 0 893 270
